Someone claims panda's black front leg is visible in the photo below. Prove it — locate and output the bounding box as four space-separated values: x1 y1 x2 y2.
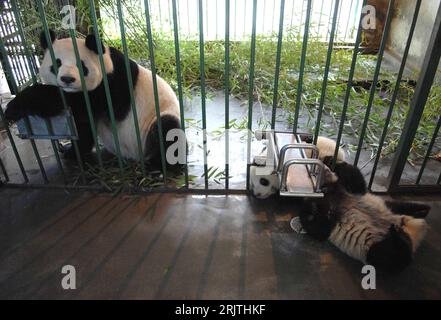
62 121 95 161
4 84 65 122
384 200 431 218
322 156 367 194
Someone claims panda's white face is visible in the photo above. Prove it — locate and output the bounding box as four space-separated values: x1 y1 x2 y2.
39 38 113 92
250 165 279 199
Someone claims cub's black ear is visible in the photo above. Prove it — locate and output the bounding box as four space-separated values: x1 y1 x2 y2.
85 34 105 54
40 29 56 50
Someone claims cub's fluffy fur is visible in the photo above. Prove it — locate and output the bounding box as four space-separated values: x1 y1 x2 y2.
299 160 430 273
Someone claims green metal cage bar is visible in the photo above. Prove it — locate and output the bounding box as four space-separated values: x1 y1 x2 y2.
11 0 66 181
198 0 209 188
116 0 146 175
353 0 395 167
344 0 354 41
368 0 422 189
172 0 189 188
331 0 367 169
66 25 104 170
0 157 8 182
37 1 86 184
0 32 48 183
387 2 441 190
271 0 286 129
10 0 36 83
89 0 125 175
416 116 441 184
144 0 168 183
314 0 340 145
0 106 28 182
224 0 230 189
245 0 258 190
0 14 25 87
292 0 312 133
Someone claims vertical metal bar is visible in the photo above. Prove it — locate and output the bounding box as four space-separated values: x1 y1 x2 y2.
0 107 28 182
66 27 104 170
351 0 361 40
331 0 367 169
0 157 8 182
89 0 125 174
271 0 286 129
353 0 394 167
37 2 86 184
144 0 168 182
292 0 312 133
344 0 354 42
335 0 343 40
314 0 339 144
10 0 36 83
246 0 258 190
387 3 441 190
326 0 334 41
116 0 146 175
172 0 189 188
234 0 237 39
271 0 276 32
198 0 208 188
13 0 66 181
187 0 190 33
368 0 422 189
243 0 247 37
225 0 230 189
317 0 325 36
290 0 296 28
416 116 441 184
215 0 218 40
0 31 46 182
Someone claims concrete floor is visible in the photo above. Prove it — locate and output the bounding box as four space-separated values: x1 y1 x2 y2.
0 188 440 300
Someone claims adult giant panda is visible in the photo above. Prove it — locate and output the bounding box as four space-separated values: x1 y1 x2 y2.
298 158 430 273
4 30 181 167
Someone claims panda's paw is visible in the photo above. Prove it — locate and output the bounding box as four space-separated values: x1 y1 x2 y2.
59 145 77 160
4 99 26 123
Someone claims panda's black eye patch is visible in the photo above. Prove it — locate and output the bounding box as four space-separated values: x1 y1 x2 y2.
260 178 270 186
80 60 89 76
50 58 62 74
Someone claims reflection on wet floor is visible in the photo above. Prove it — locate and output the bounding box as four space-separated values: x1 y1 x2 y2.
0 189 440 299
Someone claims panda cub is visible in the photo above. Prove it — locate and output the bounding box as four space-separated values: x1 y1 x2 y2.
250 136 345 199
4 30 181 167
299 158 430 273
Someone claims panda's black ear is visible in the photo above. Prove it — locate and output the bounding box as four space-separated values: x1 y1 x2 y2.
85 34 105 54
40 29 56 50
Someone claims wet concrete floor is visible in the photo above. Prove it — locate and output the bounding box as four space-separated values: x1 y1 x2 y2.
0 188 440 299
